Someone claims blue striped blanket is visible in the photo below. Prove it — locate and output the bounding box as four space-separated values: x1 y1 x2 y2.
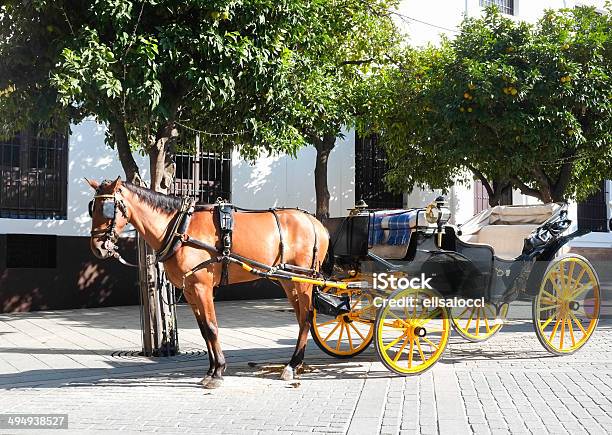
369 210 419 246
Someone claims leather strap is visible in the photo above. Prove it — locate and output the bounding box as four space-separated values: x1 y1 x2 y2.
155 197 195 263
269 208 285 264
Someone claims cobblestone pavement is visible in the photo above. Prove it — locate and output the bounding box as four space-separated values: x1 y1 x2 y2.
0 300 610 434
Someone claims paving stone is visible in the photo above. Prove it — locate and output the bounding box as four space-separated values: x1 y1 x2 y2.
0 302 609 434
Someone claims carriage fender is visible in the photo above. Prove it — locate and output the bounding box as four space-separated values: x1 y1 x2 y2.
523 229 589 297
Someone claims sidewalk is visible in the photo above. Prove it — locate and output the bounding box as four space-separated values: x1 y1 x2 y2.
0 300 611 434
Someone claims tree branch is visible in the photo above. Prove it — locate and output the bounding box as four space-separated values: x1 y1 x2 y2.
510 176 543 202
467 164 494 198
108 116 142 184
337 58 376 67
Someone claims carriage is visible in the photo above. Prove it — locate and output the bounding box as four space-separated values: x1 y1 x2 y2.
312 198 601 375
87 178 601 383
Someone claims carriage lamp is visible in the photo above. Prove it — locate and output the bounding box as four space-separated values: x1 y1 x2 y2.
349 199 369 216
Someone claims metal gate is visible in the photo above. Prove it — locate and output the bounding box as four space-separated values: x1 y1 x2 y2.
170 135 232 203
355 133 403 209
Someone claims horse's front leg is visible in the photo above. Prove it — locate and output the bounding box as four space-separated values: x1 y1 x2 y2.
183 290 216 385
197 318 216 385
193 281 226 389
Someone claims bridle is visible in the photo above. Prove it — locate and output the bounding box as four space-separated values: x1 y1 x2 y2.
88 187 135 266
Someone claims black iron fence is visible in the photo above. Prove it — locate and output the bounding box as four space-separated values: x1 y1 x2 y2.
0 131 68 219
578 181 609 233
355 133 403 209
480 0 514 15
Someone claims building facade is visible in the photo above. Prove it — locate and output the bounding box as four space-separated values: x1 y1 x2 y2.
1 0 610 312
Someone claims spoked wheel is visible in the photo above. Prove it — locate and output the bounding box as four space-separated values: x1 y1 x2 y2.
451 302 509 342
374 287 450 375
311 279 375 358
533 254 600 355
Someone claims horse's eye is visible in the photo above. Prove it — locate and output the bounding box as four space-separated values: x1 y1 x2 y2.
88 200 94 217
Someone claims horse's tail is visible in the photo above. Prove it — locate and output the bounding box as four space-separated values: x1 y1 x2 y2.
321 235 334 277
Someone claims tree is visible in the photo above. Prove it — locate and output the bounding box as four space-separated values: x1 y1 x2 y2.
363 6 612 205
1 1 323 190
0 0 333 356
287 0 400 219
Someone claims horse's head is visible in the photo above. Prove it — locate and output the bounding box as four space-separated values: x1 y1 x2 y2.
86 177 130 259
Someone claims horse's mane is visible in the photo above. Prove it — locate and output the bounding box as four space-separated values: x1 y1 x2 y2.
122 181 183 213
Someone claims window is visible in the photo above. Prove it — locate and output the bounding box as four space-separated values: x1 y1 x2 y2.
355 133 403 209
578 181 609 232
480 0 514 15
0 129 69 219
6 234 57 268
170 135 231 203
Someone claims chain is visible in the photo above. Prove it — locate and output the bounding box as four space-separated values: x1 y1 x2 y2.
175 120 248 137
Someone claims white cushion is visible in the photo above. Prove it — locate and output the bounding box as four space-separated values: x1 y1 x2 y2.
461 224 539 260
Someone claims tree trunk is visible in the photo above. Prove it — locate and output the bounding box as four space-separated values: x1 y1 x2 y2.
144 120 179 356
149 124 178 193
108 115 178 357
313 134 336 220
550 161 573 203
487 179 512 207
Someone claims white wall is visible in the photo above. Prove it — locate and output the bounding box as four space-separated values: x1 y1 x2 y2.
396 0 607 48
232 130 355 217
1 119 148 237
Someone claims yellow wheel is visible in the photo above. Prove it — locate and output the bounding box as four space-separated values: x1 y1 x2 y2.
311 278 375 358
374 287 450 375
451 302 508 342
533 254 600 355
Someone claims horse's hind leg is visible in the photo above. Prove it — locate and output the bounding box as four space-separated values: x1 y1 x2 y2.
279 281 313 381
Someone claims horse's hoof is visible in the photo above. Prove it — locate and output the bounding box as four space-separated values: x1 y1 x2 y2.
200 375 212 386
203 377 223 389
280 365 294 381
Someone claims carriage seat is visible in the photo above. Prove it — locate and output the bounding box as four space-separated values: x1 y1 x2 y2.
459 224 539 260
457 203 561 260
368 209 422 259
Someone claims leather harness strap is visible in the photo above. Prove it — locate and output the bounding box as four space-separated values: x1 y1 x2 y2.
155 197 196 263
153 202 321 289
217 201 234 286
269 208 285 265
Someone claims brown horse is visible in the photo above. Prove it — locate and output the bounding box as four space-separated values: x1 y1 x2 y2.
86 177 329 388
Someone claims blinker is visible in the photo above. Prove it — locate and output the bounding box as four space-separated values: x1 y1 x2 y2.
102 200 116 219
88 200 94 217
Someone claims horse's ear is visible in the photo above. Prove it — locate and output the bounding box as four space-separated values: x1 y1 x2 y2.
84 178 100 190
109 176 122 192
